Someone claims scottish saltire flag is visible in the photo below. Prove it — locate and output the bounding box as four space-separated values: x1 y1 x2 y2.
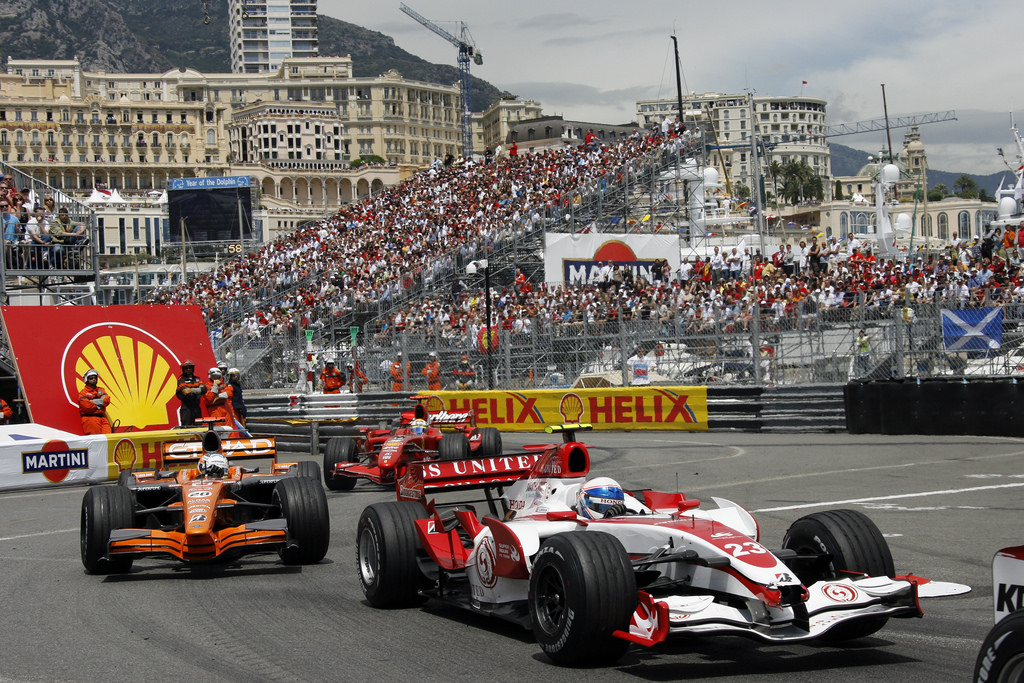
941 307 1002 351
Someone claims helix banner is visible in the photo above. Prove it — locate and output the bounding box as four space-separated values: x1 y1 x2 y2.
415 387 708 432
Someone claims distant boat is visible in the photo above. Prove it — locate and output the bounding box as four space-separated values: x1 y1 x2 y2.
991 118 1024 228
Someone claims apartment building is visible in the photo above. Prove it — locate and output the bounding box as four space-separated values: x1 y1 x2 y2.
229 0 319 74
637 93 831 196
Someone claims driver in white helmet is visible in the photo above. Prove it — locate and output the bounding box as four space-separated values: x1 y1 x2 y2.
197 452 229 478
575 477 629 519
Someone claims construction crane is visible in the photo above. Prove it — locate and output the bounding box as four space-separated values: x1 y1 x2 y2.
824 110 957 137
400 3 482 158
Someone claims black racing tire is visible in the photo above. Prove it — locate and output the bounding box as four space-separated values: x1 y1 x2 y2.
478 427 503 457
974 611 1024 683
293 460 321 480
782 509 895 641
357 501 430 608
274 476 330 564
80 485 135 574
529 531 636 666
438 433 470 461
323 436 358 491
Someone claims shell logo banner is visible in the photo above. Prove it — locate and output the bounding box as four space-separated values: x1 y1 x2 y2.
0 306 216 434
417 387 708 432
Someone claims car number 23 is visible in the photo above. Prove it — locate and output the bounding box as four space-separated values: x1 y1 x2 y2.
724 542 768 557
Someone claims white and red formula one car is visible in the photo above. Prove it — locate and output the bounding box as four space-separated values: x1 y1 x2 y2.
975 545 1024 681
356 425 970 666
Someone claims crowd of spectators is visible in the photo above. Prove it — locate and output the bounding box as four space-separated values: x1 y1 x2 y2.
143 121 1024 352
364 228 1024 352
1 175 89 269
145 124 686 341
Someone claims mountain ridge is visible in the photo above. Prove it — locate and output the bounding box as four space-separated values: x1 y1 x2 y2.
0 1 1004 191
0 0 504 111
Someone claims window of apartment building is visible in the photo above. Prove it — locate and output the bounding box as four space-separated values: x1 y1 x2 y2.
180 114 187 123
14 110 21 121
62 134 69 145
76 112 84 123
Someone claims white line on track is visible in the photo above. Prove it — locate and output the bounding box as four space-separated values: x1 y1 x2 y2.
0 527 76 542
753 481 1024 513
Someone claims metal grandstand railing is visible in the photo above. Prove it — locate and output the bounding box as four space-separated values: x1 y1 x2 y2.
0 161 100 304
232 293 1024 392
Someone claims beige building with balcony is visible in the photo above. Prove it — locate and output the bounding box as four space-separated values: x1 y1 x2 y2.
0 56 464 215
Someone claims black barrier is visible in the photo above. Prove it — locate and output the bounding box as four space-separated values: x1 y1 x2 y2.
845 381 881 434
845 379 1024 436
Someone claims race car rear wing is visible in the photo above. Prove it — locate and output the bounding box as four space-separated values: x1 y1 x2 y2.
396 453 543 499
162 429 277 464
396 424 593 501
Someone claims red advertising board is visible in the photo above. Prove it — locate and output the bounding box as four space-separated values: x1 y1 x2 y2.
0 306 216 434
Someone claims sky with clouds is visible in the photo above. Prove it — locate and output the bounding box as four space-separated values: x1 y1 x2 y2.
319 0 1024 176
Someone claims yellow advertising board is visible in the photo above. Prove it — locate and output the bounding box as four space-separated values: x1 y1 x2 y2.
417 387 708 432
103 428 206 480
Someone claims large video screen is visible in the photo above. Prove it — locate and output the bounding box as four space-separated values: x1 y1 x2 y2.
166 176 254 243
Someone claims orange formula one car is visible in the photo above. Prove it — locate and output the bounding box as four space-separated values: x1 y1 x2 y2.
80 424 329 574
323 399 502 492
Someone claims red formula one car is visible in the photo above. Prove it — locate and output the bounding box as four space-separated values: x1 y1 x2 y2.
322 399 502 491
81 425 329 574
356 425 970 666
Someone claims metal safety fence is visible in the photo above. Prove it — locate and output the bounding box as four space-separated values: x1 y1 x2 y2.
226 294 1024 392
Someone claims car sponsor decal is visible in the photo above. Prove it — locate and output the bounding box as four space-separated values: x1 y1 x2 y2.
476 536 498 589
821 583 859 603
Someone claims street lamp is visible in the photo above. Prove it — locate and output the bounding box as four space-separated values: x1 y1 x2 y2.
466 259 493 390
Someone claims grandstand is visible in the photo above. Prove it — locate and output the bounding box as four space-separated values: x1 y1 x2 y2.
3 121 1023 399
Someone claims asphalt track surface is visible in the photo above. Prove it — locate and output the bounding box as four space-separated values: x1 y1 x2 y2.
1 431 1020 683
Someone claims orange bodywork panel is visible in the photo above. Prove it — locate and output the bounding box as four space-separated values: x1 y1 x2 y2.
108 523 287 563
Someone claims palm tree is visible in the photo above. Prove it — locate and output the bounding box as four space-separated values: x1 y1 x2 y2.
766 160 782 206
778 160 817 204
953 174 978 199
